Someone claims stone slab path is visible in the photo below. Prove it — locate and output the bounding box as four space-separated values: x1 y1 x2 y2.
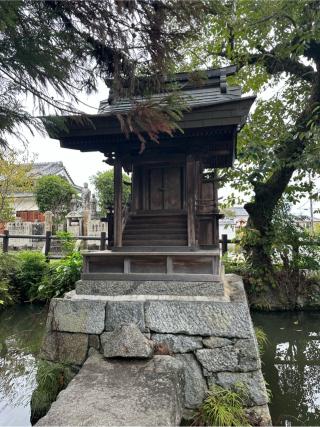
37 352 185 426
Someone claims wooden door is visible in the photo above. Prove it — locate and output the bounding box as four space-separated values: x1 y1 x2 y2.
148 166 184 211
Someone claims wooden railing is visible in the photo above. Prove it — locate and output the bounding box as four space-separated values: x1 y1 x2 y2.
0 230 107 260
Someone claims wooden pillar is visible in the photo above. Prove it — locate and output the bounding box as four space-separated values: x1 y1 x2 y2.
212 170 219 246
186 155 196 247
114 156 123 247
131 166 139 212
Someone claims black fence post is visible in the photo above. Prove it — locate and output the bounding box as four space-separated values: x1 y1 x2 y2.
100 231 106 251
222 234 228 255
3 230 9 253
45 231 51 261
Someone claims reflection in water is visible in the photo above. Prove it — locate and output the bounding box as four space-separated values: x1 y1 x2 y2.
0 305 47 426
252 311 320 426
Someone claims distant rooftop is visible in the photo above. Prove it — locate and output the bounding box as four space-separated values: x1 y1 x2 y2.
29 162 81 191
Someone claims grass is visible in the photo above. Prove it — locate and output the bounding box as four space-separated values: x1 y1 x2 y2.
192 384 250 426
254 326 268 355
30 360 76 424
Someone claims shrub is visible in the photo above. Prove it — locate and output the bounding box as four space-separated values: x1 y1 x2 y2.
192 385 250 426
0 253 21 307
56 230 76 255
15 251 48 301
37 252 83 300
0 279 13 308
222 252 249 276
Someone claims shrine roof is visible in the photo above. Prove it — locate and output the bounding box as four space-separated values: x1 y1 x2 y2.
43 66 255 159
98 85 242 116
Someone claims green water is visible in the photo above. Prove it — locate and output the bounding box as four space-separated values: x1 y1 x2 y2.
252 311 320 426
0 306 319 426
0 305 47 427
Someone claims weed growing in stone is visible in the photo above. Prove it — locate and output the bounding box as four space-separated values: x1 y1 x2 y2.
192 384 250 426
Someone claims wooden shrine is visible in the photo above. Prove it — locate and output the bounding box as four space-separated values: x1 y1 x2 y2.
44 66 254 281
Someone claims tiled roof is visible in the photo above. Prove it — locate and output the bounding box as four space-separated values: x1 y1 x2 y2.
29 162 81 190
98 86 242 115
29 162 65 177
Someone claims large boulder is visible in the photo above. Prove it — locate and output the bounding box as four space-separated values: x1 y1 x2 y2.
40 332 88 365
145 300 252 338
175 353 207 408
101 323 154 358
36 353 185 426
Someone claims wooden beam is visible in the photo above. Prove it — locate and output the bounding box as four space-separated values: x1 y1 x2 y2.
186 155 196 247
114 157 123 247
212 170 220 246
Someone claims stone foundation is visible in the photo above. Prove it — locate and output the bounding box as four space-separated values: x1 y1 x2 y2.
39 274 271 425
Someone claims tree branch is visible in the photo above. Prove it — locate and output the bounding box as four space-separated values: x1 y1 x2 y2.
244 51 315 83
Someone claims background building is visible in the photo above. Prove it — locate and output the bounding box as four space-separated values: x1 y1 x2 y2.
13 162 81 222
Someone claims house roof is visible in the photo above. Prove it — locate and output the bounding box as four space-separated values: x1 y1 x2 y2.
29 162 81 192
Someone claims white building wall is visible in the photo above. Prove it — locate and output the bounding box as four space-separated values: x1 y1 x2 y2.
13 193 38 212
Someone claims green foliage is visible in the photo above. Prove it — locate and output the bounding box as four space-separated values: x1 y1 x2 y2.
0 249 82 305
271 203 320 272
0 279 12 308
56 231 76 256
254 326 268 355
0 151 33 222
0 253 21 308
35 175 75 223
193 384 250 426
90 169 131 216
222 252 249 276
31 360 76 424
188 1 320 283
37 252 83 300
15 251 48 301
0 1 205 148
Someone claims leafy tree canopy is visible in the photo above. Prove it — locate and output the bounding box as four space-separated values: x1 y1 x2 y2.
0 151 33 223
0 0 206 148
35 175 75 222
91 169 131 216
188 0 320 279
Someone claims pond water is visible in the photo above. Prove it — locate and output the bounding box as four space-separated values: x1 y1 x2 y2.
252 311 320 426
0 305 47 427
0 306 319 426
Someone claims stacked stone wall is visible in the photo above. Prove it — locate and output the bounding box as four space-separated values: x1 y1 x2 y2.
40 274 271 425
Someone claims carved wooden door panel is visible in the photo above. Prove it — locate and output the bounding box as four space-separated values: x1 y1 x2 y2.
149 168 163 210
148 166 184 211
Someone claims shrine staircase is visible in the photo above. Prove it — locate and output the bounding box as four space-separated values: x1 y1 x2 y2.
122 213 188 247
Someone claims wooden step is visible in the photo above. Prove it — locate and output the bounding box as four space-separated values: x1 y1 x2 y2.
124 234 187 240
122 239 188 246
128 217 186 224
125 222 187 228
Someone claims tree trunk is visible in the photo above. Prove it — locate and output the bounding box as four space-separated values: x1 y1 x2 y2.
243 60 320 284
244 165 295 280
